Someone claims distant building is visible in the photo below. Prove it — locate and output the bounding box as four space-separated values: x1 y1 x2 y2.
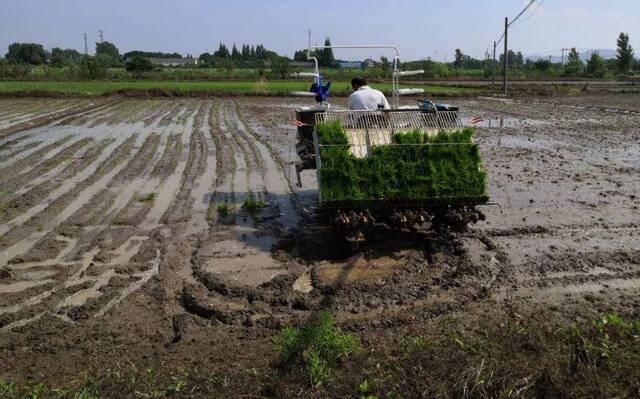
339 61 362 69
144 57 198 67
361 59 376 69
289 61 315 68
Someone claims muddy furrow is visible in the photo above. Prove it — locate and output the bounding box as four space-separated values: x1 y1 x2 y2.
0 136 29 153
0 100 116 140
85 101 146 128
143 101 177 127
60 132 164 260
0 140 42 164
0 137 93 201
0 135 138 264
220 100 265 202
0 135 144 324
232 103 300 228
223 101 264 175
217 102 248 206
139 105 198 230
0 136 74 184
190 100 290 291
160 103 210 225
0 139 115 228
189 102 218 234
52 106 203 319
150 134 182 180
112 100 157 125
212 102 236 184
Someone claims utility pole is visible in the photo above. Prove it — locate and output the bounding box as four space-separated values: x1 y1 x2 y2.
84 33 88 55
492 41 497 88
503 17 508 96
99 30 104 43
308 29 311 50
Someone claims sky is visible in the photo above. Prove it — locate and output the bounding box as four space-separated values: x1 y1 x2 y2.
1 0 639 61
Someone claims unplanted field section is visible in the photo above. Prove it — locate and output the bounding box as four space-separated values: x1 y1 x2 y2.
0 95 639 396
0 99 217 327
0 97 303 330
1 95 639 328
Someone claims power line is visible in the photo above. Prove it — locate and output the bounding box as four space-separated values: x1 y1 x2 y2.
521 0 544 22
509 0 537 27
495 1 536 46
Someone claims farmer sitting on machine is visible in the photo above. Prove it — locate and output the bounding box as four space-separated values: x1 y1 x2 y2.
347 77 390 110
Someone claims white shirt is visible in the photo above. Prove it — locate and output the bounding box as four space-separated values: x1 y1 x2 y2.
347 85 391 110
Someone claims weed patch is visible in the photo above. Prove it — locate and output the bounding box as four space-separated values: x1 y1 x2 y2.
273 311 362 388
242 197 267 214
217 202 234 217
136 192 156 203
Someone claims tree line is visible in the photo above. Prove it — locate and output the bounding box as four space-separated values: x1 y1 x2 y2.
1 33 637 80
449 33 636 78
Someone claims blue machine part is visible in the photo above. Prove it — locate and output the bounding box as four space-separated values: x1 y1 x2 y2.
418 99 459 112
310 75 331 103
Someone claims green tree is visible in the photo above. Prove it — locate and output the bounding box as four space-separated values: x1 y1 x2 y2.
50 48 83 67
271 57 290 79
95 41 120 65
499 50 518 69
80 54 110 79
319 38 336 67
380 56 391 70
453 49 465 69
198 52 214 66
515 51 524 69
564 47 584 76
615 32 634 74
586 52 607 78
214 43 230 59
533 59 552 72
293 49 308 61
123 50 182 59
423 60 449 78
231 43 240 60
5 43 47 64
125 56 154 75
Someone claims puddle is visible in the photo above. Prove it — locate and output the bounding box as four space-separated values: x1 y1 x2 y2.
0 279 55 294
293 272 313 293
58 269 116 308
202 231 283 288
315 255 396 286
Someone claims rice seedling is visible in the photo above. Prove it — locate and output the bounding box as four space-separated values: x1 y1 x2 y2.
316 122 488 205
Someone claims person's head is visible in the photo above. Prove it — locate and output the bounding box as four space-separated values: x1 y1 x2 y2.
351 77 367 91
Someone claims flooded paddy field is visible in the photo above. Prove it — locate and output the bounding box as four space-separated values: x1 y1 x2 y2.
0 94 638 397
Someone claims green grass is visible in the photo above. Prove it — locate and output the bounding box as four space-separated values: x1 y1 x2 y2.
216 203 234 217
317 121 488 205
0 80 479 95
136 192 156 203
273 311 362 388
242 197 267 214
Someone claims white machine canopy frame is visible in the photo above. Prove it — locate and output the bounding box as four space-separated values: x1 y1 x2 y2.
292 44 424 108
